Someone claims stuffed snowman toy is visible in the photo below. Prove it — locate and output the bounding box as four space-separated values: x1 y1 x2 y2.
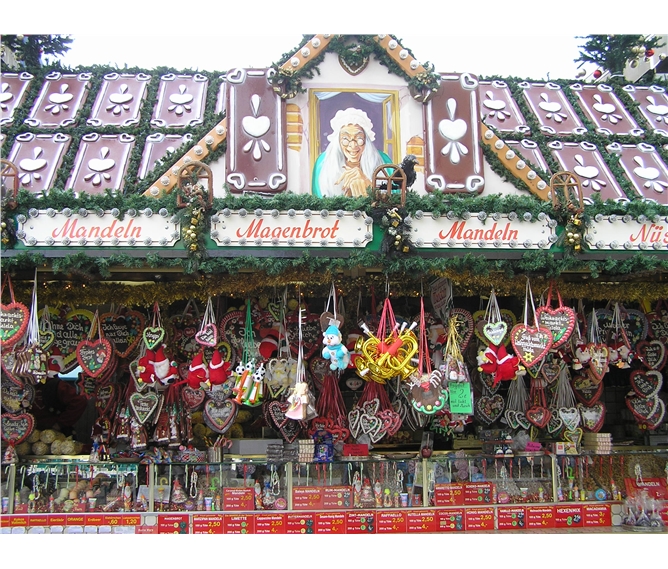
322 324 350 371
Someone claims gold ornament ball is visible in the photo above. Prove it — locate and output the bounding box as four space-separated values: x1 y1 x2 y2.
1 222 6 229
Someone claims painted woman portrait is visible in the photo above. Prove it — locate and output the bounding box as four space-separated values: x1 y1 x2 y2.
312 107 392 198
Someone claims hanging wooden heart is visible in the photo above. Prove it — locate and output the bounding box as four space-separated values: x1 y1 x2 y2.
647 313 668 344
1 412 34 444
143 326 165 350
203 399 239 434
1 383 35 414
558 407 581 431
475 394 504 425
571 373 604 407
536 304 575 350
76 338 113 378
49 308 95 373
626 394 659 424
100 310 146 358
525 405 551 429
0 301 29 349
449 308 474 351
130 392 159 424
636 340 667 371
510 324 553 369
195 323 218 348
182 386 206 410
586 343 609 382
630 369 663 398
578 402 605 432
546 413 564 435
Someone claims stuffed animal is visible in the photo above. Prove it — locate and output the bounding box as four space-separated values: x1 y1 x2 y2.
322 323 350 371
477 342 520 387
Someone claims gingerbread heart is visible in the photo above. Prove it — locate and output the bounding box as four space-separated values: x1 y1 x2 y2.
348 407 361 438
182 386 206 410
195 323 218 347
360 413 384 441
571 373 604 406
541 361 563 386
483 321 507 347
535 305 575 349
0 412 34 444
515 411 531 430
546 413 564 435
647 313 668 344
636 340 667 371
479 370 501 395
626 394 659 424
362 398 380 417
641 398 666 430
100 310 146 358
268 400 291 429
143 326 165 350
1 383 35 414
475 394 504 425
287 312 322 360
76 338 114 378
504 409 519 429
525 405 551 429
0 301 29 349
511 324 553 369
39 329 55 352
621 309 648 349
94 384 116 417
474 309 516 346
558 407 581 431
1 351 23 388
204 399 238 434
49 308 95 373
564 427 584 446
586 343 609 382
218 310 247 362
130 392 159 424
449 308 474 351
578 403 605 432
308 358 330 392
630 369 663 398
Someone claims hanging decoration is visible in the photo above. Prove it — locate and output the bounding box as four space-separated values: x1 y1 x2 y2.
535 281 576 350
320 283 350 372
0 274 29 350
75 310 114 379
586 308 610 383
511 279 553 371
231 299 265 408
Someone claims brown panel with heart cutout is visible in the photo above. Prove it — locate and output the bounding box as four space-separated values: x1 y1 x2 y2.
225 68 287 194
423 73 484 194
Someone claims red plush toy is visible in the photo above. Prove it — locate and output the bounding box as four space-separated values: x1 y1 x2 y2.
477 343 520 386
208 349 231 385
187 351 209 389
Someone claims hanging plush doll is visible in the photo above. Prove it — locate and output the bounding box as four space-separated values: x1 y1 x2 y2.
208 349 232 386
152 345 171 380
187 350 209 389
322 323 350 371
477 343 520 387
138 349 156 384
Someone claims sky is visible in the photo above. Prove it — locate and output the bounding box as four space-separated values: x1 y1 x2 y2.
2 2 653 81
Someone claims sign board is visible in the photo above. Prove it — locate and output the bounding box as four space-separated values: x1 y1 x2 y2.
586 217 668 251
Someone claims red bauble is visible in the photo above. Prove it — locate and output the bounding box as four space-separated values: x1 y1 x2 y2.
593 69 602 79
645 49 655 57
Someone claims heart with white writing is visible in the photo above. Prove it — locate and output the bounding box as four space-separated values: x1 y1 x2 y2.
39 330 55 352
1 383 35 414
558 407 581 431
130 392 159 424
535 305 575 349
94 384 116 417
475 394 505 425
143 326 165 350
219 310 247 362
348 407 361 438
182 386 206 410
49 308 95 373
204 399 238 434
195 323 218 347
474 309 516 347
641 398 666 430
571 373 604 406
0 301 29 349
630 369 663 398
541 361 562 385
578 402 605 432
483 321 507 347
626 394 659 424
586 343 609 382
0 412 34 444
525 405 552 429
510 324 553 369
635 340 667 371
76 338 113 378
546 413 564 435
647 313 668 344
100 310 145 358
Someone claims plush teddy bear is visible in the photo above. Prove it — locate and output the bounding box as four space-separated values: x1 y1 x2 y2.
322 323 350 371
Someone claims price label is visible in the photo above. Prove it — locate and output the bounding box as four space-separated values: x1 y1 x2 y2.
315 512 346 534
224 514 254 534
66 515 85 526
158 514 190 534
377 510 407 533
434 483 465 506
105 515 123 526
497 506 526 530
255 513 286 534
463 482 495 505
122 515 141 526
583 504 611 527
623 477 668 500
322 486 353 509
526 506 555 529
345 511 375 534
48 515 67 526
192 514 224 534
27 515 49 527
285 513 315 534
85 515 105 526
223 488 255 511
448 382 473 414
437 508 465 532
555 505 583 528
292 487 324 510
465 507 495 530
406 509 438 533
9 516 29 527
135 525 159 534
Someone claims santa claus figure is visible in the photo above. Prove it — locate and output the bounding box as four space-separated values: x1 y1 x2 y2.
477 343 520 387
187 351 209 389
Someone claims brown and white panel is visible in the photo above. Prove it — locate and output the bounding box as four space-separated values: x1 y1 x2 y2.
519 81 586 136
606 142 668 204
151 73 208 128
622 85 668 137
6 133 71 193
0 71 33 127
570 83 642 137
88 72 151 128
478 80 529 134
24 71 91 128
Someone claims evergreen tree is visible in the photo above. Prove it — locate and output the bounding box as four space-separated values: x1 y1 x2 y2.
575 35 665 75
1 34 73 69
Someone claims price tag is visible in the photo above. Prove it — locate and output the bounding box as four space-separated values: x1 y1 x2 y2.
285 513 315 534
27 515 48 526
437 508 465 531
376 510 407 533
583 504 611 527
526 506 555 529
223 488 255 511
497 506 526 530
105 515 123 527
463 482 495 505
465 507 495 530
322 486 353 509
406 509 438 533
448 382 473 414
255 513 286 534
345 511 375 534
135 525 159 534
434 483 465 506
122 515 141 526
555 505 583 528
9 516 29 527
66 515 85 526
292 487 324 510
48 515 67 526
192 514 224 534
315 512 346 534
85 515 105 526
158 514 190 534
224 514 254 534
624 477 668 500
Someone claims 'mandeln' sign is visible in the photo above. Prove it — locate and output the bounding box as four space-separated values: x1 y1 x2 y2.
210 209 372 248
408 212 556 249
16 210 180 247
